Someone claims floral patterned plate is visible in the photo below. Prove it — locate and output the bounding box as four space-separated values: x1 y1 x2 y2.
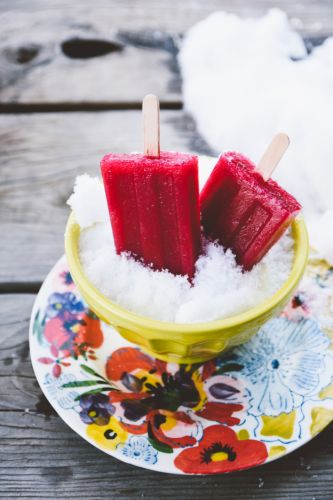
30 255 333 474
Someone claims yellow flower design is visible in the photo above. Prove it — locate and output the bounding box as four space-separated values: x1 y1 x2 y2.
319 383 333 399
269 445 286 458
191 370 207 411
310 407 333 436
237 429 250 440
261 411 296 439
87 417 128 450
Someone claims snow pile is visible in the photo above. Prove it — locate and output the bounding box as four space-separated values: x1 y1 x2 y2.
67 174 109 229
179 9 333 263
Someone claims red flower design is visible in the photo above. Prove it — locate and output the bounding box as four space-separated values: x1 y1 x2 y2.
202 360 216 381
38 345 70 378
44 317 72 357
75 311 104 349
44 310 103 360
197 402 243 426
147 410 198 448
105 347 245 452
106 347 166 380
174 425 268 474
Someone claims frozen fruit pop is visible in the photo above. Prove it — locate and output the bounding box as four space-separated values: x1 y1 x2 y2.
101 95 201 278
200 134 301 270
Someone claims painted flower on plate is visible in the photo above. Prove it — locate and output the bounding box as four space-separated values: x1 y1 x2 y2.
174 425 267 474
38 344 71 377
104 347 246 452
31 259 333 474
281 291 311 322
86 417 128 450
60 270 74 286
46 292 84 320
232 318 331 416
282 261 333 332
79 393 115 426
43 373 79 409
119 436 158 465
43 308 103 359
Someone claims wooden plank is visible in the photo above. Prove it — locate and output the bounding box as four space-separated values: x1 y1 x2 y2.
0 0 332 105
0 1 182 105
0 110 212 286
1 293 333 499
2 0 333 37
1 411 333 500
0 294 41 411
0 35 180 105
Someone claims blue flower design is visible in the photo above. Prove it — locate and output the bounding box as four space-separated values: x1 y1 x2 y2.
232 318 331 417
119 436 158 464
46 292 84 319
44 373 79 409
60 271 74 285
79 393 115 426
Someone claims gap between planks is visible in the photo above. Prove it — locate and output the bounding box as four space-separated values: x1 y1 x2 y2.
0 101 182 114
0 282 42 294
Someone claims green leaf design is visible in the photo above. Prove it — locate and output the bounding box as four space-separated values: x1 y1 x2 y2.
80 364 108 381
74 387 112 401
32 310 40 335
148 437 173 454
87 310 99 320
214 363 244 375
80 365 119 391
147 422 173 454
62 380 106 388
33 310 46 345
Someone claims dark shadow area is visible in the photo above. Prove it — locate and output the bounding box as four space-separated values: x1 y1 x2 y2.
61 38 123 59
5 43 41 64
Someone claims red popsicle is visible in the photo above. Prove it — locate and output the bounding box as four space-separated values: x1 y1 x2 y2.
101 95 201 278
200 134 301 270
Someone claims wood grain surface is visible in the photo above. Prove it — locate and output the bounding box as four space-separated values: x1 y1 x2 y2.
1 294 333 499
1 1 333 498
1 0 332 106
0 110 212 287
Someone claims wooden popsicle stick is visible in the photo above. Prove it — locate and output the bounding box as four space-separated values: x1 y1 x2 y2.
256 133 290 181
143 94 160 157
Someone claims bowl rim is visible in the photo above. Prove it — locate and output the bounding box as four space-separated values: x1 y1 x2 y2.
65 212 309 335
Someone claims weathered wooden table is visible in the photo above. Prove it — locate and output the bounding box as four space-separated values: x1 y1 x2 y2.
1 1 333 498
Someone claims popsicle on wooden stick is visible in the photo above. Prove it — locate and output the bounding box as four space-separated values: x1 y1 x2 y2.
101 94 201 278
200 134 301 270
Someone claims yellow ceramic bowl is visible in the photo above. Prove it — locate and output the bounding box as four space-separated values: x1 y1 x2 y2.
65 213 308 364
